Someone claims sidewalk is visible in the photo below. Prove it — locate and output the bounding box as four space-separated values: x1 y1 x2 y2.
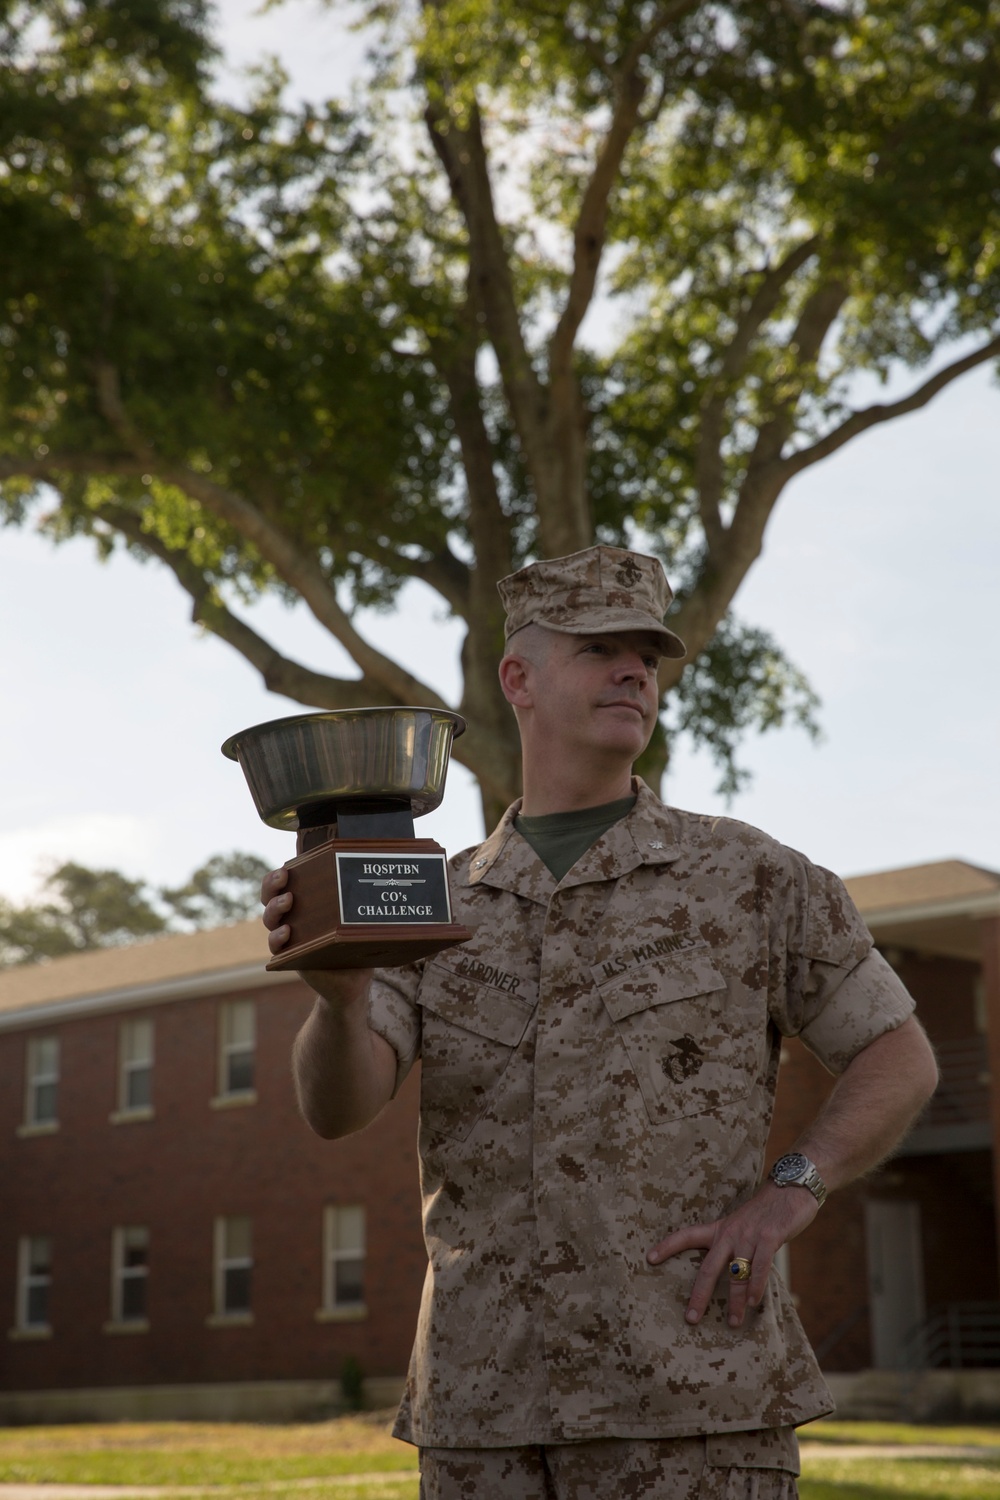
0 1476 417 1499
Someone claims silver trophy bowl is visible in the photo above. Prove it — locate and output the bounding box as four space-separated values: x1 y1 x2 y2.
221 707 466 831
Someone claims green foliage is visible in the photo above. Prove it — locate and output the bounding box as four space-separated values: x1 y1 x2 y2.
0 850 269 967
160 851 271 926
0 861 165 964
0 0 433 602
2 0 998 808
667 615 821 798
340 1353 366 1412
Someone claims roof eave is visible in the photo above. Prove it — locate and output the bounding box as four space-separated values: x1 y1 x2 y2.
860 890 1000 929
0 962 297 1032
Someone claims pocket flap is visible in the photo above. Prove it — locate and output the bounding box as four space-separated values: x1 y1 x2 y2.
706 1429 800 1475
595 946 725 1023
420 964 535 1047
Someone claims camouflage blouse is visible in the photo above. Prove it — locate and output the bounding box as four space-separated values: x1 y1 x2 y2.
368 784 914 1447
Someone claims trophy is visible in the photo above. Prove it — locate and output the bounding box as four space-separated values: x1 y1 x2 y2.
222 707 472 971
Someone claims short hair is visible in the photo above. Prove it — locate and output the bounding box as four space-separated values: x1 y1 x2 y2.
502 621 557 666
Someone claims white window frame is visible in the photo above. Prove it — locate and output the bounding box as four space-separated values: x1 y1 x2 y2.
107 1226 150 1331
318 1205 367 1322
22 1035 59 1132
114 1019 154 1119
213 1000 256 1105
210 1215 253 1324
13 1235 52 1336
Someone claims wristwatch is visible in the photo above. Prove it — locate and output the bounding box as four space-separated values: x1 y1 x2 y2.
768 1152 827 1207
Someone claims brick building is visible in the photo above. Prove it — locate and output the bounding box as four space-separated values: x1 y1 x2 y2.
774 859 1000 1395
2 857 999 1421
0 924 426 1421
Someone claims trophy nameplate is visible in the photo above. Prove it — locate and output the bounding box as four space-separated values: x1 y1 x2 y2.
222 708 472 970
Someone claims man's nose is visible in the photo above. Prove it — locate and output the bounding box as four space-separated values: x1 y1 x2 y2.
613 654 649 683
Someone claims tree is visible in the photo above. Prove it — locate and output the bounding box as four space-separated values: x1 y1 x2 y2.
2 1 998 825
160 851 274 927
0 851 271 967
0 862 166 965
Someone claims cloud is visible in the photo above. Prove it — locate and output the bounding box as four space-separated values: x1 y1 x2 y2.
0 814 156 903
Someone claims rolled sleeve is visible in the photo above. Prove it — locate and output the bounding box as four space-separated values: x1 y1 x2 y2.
797 948 916 1073
769 851 916 1072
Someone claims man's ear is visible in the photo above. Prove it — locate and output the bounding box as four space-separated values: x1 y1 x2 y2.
499 652 532 707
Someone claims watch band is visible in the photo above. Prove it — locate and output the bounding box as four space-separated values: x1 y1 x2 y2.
768 1152 828 1207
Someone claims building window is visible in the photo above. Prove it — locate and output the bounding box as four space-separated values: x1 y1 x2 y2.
15 1236 52 1333
111 1227 149 1326
118 1019 154 1115
323 1205 366 1317
24 1036 59 1129
214 1216 252 1319
218 1000 255 1098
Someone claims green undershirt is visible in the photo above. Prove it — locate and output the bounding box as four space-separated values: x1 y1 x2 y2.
515 794 637 883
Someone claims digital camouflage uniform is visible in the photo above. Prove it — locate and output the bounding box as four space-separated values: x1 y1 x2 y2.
367 785 915 1455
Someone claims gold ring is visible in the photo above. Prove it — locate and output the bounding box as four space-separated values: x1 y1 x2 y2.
729 1257 752 1282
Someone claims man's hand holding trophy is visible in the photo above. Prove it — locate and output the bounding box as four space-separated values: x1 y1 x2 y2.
223 707 472 971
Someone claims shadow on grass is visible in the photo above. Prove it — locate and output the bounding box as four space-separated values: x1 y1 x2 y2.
801 1486 925 1500
800 1480 993 1500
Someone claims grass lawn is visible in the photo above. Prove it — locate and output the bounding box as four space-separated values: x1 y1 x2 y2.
2 1417 1000 1498
800 1456 1000 1499
0 1412 418 1486
171 1487 420 1500
804 1420 1000 1448
798 1422 1000 1500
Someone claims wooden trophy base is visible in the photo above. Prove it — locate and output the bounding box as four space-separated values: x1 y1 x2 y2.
265 836 472 971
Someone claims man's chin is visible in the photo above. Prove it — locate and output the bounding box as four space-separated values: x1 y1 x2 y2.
595 724 650 759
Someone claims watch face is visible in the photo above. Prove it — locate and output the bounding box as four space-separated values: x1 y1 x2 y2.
773 1153 809 1184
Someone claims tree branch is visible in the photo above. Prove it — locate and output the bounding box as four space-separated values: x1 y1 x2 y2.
667 329 1000 697
720 237 823 384
697 235 822 545
2 445 452 710
429 315 514 595
664 278 851 681
540 2 702 554
354 529 472 618
740 275 849 478
423 99 546 460
153 465 454 707
0 453 141 482
773 332 1000 484
91 502 391 712
87 357 453 706
619 0 703 75
92 361 153 461
547 71 649 373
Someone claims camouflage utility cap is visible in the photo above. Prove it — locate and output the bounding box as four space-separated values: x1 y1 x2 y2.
498 545 686 658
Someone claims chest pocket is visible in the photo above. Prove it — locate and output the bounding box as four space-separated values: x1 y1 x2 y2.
593 946 749 1125
417 962 535 1142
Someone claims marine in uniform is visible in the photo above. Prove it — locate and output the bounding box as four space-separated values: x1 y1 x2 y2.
264 546 938 1500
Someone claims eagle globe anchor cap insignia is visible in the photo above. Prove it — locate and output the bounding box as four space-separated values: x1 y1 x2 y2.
616 555 643 589
497 544 687 658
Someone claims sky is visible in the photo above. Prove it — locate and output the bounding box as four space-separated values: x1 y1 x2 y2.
1 1 998 908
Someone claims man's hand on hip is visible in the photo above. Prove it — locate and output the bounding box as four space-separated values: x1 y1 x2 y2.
645 1182 818 1329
